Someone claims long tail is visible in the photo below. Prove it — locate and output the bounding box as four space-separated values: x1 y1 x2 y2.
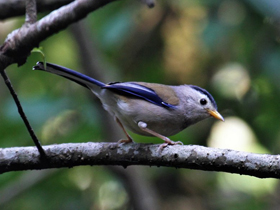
33 62 105 89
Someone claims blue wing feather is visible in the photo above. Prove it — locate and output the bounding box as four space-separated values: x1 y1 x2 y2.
103 82 175 108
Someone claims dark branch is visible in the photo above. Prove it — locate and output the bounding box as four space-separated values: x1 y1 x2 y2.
1 142 280 179
0 0 117 69
0 0 154 20
0 0 74 20
0 70 45 157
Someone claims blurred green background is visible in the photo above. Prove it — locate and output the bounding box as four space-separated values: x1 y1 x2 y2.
0 0 280 209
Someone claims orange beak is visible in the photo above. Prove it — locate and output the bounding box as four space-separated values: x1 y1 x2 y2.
207 109 224 122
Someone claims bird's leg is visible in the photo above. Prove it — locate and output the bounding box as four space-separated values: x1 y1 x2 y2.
137 121 183 150
116 117 134 143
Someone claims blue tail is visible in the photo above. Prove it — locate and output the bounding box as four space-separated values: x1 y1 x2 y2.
33 62 176 108
33 62 105 88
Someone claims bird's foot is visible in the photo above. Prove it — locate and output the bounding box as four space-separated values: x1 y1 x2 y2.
158 139 183 152
165 139 183 145
118 138 133 144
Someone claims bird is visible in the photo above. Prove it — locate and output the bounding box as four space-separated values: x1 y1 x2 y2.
33 62 224 148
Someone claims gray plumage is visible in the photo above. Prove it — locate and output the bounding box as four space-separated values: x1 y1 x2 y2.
33 62 224 147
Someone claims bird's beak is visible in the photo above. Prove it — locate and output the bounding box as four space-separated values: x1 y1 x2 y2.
207 109 224 122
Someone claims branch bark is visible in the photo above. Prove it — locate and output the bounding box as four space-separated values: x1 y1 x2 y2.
0 0 117 69
0 0 154 20
0 0 74 20
25 0 37 25
1 142 280 179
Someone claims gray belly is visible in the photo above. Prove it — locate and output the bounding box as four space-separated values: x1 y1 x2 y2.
98 90 188 137
114 99 187 137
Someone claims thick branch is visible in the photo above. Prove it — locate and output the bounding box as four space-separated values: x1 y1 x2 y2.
1 142 280 179
0 0 74 20
0 0 116 69
0 0 154 20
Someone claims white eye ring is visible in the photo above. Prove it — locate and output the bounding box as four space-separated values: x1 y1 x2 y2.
200 98 207 105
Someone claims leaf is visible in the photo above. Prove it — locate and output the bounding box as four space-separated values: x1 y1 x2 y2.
31 47 46 69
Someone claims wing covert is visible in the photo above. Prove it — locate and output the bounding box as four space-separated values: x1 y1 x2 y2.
103 82 175 108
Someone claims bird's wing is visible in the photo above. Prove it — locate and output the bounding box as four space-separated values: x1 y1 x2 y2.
103 82 176 108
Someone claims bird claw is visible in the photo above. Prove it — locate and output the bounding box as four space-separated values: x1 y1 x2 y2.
173 141 183 145
157 140 184 152
158 143 168 152
118 139 133 144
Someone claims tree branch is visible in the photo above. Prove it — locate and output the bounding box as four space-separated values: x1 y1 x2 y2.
1 142 280 179
0 70 45 157
25 0 37 25
0 0 74 20
0 0 117 69
0 0 154 20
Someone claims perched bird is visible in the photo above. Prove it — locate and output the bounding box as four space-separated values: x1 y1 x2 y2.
33 62 224 148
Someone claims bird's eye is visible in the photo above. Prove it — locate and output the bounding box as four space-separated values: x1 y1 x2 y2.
200 98 207 105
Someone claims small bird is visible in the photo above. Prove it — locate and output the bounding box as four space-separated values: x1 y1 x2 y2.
33 62 224 148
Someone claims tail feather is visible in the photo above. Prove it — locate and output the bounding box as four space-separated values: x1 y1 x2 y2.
33 62 105 89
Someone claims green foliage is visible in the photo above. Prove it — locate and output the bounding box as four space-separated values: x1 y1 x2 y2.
1 0 280 209
31 47 46 69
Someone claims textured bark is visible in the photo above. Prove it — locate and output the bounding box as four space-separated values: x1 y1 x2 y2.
0 0 116 69
1 142 279 179
0 0 74 20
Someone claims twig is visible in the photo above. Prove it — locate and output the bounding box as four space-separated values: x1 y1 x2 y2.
0 142 280 179
25 0 37 25
0 70 45 157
